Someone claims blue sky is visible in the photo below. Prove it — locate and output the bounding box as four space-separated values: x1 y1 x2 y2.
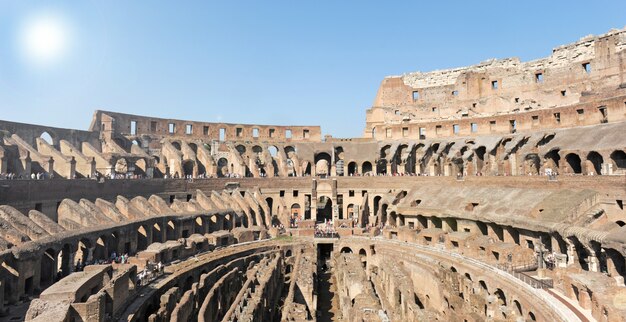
1 1 625 138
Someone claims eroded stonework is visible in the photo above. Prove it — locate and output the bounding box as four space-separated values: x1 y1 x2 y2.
0 28 624 322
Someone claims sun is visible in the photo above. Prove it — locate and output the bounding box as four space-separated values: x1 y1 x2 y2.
18 11 72 67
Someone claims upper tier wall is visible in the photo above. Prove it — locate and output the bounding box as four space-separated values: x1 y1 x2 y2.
90 110 322 143
0 120 100 150
365 27 626 138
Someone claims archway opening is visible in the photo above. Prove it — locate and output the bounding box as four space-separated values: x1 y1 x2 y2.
217 158 229 177
610 150 626 171
314 153 331 177
362 161 373 175
182 160 194 177
40 131 54 145
94 237 107 261
152 223 162 243
41 248 56 286
565 153 582 174
587 151 603 175
137 226 148 251
317 196 333 223
167 220 176 240
347 162 357 176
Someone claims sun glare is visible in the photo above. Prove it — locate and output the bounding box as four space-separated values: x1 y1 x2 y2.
18 11 72 67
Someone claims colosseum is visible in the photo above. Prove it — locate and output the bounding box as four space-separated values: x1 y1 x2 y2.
0 28 625 322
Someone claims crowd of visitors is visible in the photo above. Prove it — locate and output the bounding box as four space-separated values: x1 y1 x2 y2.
0 168 586 181
314 220 338 238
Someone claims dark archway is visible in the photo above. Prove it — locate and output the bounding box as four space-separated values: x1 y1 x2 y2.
40 248 56 286
265 197 273 216
152 223 163 243
362 161 373 175
217 158 229 177
587 151 603 175
347 162 357 176
544 149 561 171
182 160 194 177
565 153 582 174
317 196 333 222
374 196 382 217
137 226 148 252
610 150 626 170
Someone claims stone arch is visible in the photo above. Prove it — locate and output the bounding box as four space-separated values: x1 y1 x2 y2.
284 146 296 157
290 203 301 220
314 152 332 176
94 236 107 261
188 143 198 154
381 203 388 226
605 248 626 280
236 144 248 158
224 213 233 230
610 150 626 172
389 211 398 227
335 147 345 176
40 131 55 146
195 217 205 234
513 299 523 316
137 225 149 251
479 280 489 294
114 158 129 174
152 223 163 243
362 161 373 175
586 151 603 175
167 220 177 240
76 238 92 267
544 149 561 171
268 146 278 158
265 197 273 216
217 157 229 177
393 144 409 174
347 161 357 176
318 196 333 222
494 288 507 306
475 146 487 173
373 196 382 217
346 203 354 220
340 247 353 253
524 154 540 175
171 141 182 151
182 160 194 177
40 248 57 286
359 248 367 268
58 243 72 277
565 153 582 174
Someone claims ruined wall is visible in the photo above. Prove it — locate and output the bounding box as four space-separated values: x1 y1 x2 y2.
90 110 322 143
366 28 626 139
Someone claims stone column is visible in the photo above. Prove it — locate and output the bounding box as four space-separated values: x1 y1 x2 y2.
585 244 599 272
311 179 317 221
566 242 579 268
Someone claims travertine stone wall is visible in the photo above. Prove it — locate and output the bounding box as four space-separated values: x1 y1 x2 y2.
365 28 626 139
